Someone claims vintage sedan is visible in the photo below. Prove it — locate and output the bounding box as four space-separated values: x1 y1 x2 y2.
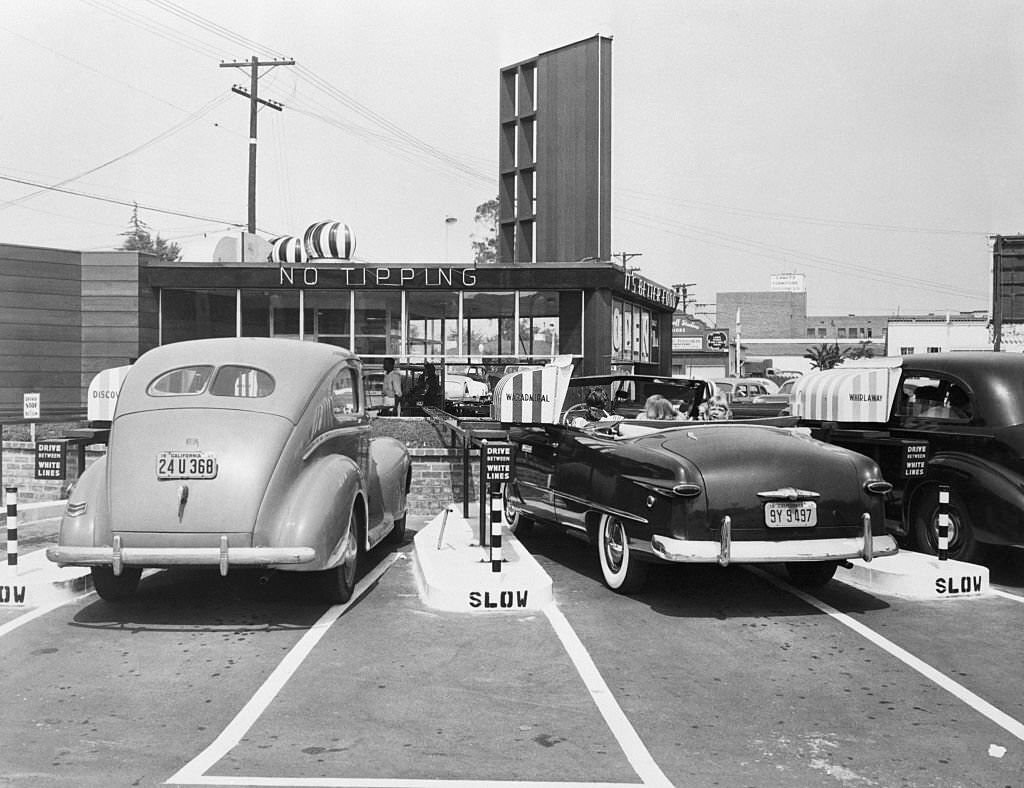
502 375 896 594
793 352 1024 563
47 338 412 603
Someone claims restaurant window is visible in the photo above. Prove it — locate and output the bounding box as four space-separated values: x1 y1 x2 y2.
241 291 271 337
162 289 237 343
463 291 515 356
354 291 402 357
269 291 313 340
837 327 847 338
307 291 351 348
407 290 459 358
518 291 559 356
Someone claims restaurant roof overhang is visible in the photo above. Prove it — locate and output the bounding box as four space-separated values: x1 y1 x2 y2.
142 259 680 313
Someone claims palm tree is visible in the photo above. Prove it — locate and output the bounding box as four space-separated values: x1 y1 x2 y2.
804 342 849 370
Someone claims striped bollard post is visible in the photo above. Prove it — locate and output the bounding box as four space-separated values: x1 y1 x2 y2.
937 484 950 561
5 487 17 569
490 480 503 572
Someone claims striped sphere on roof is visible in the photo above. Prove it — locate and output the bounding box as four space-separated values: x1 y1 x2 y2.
303 221 356 260
269 235 308 264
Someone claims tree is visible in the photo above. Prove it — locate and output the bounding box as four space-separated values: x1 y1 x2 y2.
804 342 849 370
471 197 498 265
847 340 876 360
119 204 182 262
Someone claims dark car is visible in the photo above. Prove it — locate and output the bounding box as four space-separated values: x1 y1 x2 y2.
501 374 896 594
792 352 1024 563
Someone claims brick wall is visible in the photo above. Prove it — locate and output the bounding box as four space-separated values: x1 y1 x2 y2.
2 441 485 517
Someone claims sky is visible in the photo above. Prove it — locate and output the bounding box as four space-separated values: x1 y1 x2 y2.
2 0 1023 320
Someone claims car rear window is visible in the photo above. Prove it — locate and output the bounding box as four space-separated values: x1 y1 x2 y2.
148 365 215 395
147 365 275 398
211 365 275 398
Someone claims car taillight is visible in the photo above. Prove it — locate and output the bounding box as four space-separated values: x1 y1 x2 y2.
672 482 703 498
65 501 88 517
865 480 893 495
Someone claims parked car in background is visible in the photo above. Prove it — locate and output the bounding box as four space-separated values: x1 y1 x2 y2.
444 372 491 417
728 378 797 419
792 352 1024 563
713 377 783 419
502 374 896 594
48 338 412 603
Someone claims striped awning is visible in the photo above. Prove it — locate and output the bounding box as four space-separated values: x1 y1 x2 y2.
791 361 903 423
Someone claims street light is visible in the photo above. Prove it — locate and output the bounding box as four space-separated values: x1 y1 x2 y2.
444 215 458 260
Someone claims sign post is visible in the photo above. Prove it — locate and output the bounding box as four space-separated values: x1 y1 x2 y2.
35 441 68 480
478 440 512 572
23 392 40 445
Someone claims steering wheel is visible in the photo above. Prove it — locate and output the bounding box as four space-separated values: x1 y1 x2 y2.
592 417 623 437
562 403 589 426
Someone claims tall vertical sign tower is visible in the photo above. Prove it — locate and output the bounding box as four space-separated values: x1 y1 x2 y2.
498 35 612 264
992 235 1024 349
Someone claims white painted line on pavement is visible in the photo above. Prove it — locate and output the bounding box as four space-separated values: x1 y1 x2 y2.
543 603 674 788
166 560 669 787
0 590 93 638
752 567 1024 744
992 588 1024 604
166 554 401 786
168 778 633 787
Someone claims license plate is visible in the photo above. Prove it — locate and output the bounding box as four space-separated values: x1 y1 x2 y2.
764 501 817 527
156 451 218 480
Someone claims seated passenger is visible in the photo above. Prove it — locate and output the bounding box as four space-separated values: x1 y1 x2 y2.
643 394 683 420
570 388 623 431
947 385 971 420
913 385 944 417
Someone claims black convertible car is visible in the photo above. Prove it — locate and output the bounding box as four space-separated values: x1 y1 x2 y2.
502 375 896 594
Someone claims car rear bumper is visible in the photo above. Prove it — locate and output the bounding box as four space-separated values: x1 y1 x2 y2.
650 514 897 566
47 535 316 576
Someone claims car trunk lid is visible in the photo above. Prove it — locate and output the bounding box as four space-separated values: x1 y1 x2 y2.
107 408 294 538
653 425 865 533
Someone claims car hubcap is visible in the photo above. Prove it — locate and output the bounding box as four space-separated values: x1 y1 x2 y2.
604 519 626 572
931 508 963 549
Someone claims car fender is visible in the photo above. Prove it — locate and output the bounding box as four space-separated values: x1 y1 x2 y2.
255 454 365 571
908 451 1024 544
58 455 110 547
366 435 412 546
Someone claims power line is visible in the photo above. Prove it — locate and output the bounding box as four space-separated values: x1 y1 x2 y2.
0 92 231 212
617 205 987 302
617 186 992 238
0 173 251 230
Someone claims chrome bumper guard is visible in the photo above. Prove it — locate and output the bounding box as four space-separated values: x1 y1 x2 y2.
651 512 898 567
47 535 316 577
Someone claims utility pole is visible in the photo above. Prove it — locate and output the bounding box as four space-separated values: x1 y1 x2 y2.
220 56 295 233
615 251 643 269
674 282 696 313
